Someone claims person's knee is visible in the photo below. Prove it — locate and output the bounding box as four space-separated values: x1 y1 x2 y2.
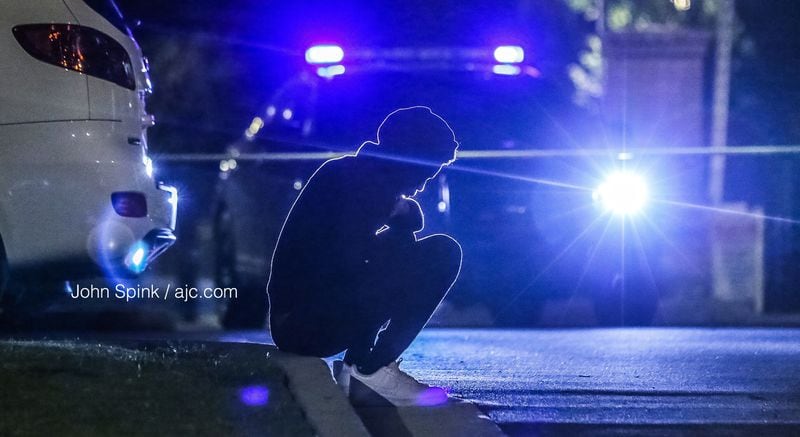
416 234 462 282
419 234 462 265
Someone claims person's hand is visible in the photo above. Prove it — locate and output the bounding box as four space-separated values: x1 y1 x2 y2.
387 197 423 233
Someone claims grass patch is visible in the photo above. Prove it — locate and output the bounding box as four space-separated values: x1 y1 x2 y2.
0 340 314 436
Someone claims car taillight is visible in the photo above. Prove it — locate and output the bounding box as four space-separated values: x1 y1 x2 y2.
12 23 136 90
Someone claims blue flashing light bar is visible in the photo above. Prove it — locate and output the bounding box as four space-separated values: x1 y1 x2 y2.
493 45 525 64
317 64 346 78
305 45 344 64
492 64 521 76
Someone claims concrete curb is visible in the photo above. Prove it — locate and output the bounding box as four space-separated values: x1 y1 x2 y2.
279 351 503 436
269 351 371 437
269 349 504 436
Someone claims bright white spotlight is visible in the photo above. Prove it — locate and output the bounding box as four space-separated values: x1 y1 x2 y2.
493 45 525 64
305 45 344 64
593 172 648 215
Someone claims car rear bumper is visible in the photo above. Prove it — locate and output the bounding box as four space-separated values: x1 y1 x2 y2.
0 120 178 278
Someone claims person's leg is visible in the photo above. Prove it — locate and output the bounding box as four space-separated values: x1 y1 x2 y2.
342 319 383 366
271 275 363 358
341 274 396 367
356 234 462 374
271 304 353 357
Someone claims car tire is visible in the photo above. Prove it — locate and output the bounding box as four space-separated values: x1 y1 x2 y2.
213 202 268 330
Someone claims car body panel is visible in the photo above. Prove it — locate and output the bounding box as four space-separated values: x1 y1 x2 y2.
0 120 173 267
0 0 176 278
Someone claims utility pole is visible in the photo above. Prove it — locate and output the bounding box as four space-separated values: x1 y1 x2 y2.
707 0 765 315
708 0 735 204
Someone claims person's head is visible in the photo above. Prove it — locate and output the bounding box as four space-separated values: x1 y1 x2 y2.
363 106 459 195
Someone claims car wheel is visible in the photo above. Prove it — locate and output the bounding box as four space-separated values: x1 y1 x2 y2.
213 202 268 330
593 271 658 326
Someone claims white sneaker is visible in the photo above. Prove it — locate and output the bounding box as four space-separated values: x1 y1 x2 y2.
350 358 448 406
331 359 352 394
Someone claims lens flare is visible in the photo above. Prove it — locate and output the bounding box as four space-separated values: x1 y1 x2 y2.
594 172 648 215
239 385 269 407
125 241 149 274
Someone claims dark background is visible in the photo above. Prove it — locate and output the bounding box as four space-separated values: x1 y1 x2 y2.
112 1 800 154
113 0 800 318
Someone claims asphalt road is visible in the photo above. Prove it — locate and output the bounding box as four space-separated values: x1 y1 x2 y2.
400 328 800 435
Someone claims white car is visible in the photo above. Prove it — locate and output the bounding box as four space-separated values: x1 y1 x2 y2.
0 0 177 289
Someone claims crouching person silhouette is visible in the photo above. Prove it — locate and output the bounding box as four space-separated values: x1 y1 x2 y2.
268 106 462 406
